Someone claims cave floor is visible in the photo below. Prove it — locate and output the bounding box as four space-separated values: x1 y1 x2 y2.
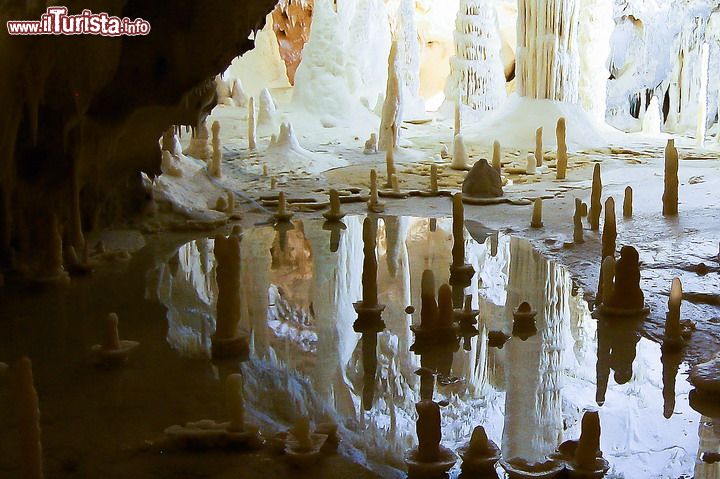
2 108 720 478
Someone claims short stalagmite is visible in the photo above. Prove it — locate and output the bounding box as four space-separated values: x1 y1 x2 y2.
367 169 385 213
606 245 645 312
451 134 471 170
573 198 584 243
572 410 608 474
663 139 679 216
664 277 684 349
526 153 537 175
531 198 543 228
535 127 543 166
363 133 378 154
209 120 222 178
323 189 345 221
589 163 602 230
623 186 633 218
492 140 501 172
90 313 139 367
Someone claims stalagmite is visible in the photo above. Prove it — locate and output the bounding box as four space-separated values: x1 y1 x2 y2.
209 120 222 178
641 97 662 135
405 399 457 475
363 133 378 154
589 163 602 230
623 186 633 218
184 119 212 160
285 417 328 466
440 144 450 159
248 97 257 150
571 410 608 474
211 235 247 358
445 0 507 112
430 165 439 195
161 126 182 156
664 278 684 349
573 198 584 243
270 177 277 190
258 88 279 132
391 175 401 193
385 148 396 188
231 79 247 107
161 151 182 177
492 140 501 172
367 169 385 213
525 153 537 175
274 191 294 222
605 245 646 313
379 41 402 152
534 127 543 166
323 189 345 222
12 357 43 479
601 197 616 259
90 313 139 367
663 139 679 216
451 134 471 170
459 425 501 473
531 198 543 228
556 118 568 180
696 43 709 147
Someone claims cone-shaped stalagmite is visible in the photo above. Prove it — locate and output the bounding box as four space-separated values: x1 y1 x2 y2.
535 127 543 166
589 163 602 230
663 139 679 216
556 117 568 179
531 198 543 228
623 186 633 218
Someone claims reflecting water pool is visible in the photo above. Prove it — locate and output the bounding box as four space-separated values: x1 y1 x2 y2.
0 216 717 478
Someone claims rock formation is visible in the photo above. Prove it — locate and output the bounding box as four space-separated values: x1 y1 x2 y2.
462 159 503 198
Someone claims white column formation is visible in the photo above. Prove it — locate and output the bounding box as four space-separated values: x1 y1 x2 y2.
445 0 507 112
577 0 613 120
516 0 580 103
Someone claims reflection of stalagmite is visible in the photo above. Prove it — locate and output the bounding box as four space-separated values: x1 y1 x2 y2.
662 350 682 419
240 227 274 356
212 235 247 358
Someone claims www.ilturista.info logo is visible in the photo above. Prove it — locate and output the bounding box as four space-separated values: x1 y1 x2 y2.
7 7 151 36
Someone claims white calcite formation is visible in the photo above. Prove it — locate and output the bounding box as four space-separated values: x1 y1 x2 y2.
224 13 292 100
184 120 212 161
293 0 389 126
577 0 613 121
379 41 403 152
641 96 662 135
391 0 424 118
445 0 506 113
257 88 279 135
451 134 471 170
516 0 580 103
264 122 348 175
364 133 378 154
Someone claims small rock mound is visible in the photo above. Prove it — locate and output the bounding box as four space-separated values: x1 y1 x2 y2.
462 159 503 198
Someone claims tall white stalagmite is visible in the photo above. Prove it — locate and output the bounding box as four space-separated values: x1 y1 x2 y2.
392 0 424 116
379 41 403 152
516 0 580 103
577 0 613 120
445 0 507 113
